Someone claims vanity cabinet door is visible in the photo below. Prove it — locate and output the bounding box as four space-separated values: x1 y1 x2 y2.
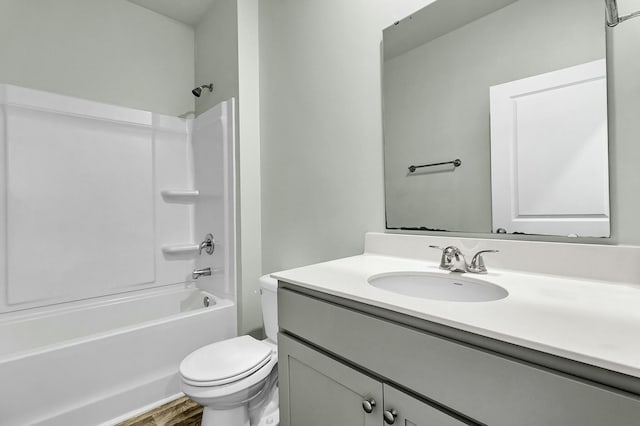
278 333 383 426
383 385 471 426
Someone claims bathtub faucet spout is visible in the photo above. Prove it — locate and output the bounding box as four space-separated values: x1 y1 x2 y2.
192 267 212 279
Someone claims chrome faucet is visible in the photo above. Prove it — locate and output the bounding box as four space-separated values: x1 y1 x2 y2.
468 250 500 274
432 246 468 272
429 246 498 274
192 267 212 279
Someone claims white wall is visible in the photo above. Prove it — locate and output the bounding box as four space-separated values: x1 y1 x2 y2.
0 0 194 116
0 85 197 312
609 0 640 244
192 101 238 301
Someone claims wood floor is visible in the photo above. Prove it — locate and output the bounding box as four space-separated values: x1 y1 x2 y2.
117 396 203 426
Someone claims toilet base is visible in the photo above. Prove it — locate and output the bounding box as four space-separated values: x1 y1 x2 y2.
250 379 279 426
202 405 249 426
254 408 279 426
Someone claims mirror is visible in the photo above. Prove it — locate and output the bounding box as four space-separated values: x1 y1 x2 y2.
382 0 609 237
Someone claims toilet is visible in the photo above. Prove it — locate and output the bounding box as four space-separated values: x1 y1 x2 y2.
180 275 279 426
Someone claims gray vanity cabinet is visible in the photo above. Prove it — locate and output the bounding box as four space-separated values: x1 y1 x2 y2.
382 384 468 426
279 333 468 426
278 285 640 426
278 332 382 426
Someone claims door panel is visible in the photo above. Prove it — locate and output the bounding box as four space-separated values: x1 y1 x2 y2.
383 385 469 426
279 333 383 426
490 59 609 237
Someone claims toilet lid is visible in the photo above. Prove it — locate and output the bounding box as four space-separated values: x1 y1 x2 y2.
180 335 273 386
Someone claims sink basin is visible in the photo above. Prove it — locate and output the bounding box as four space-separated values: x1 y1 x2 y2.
368 272 508 302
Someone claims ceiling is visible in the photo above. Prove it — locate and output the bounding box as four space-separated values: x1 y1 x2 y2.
128 0 215 27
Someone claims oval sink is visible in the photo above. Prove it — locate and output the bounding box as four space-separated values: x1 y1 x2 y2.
368 272 508 302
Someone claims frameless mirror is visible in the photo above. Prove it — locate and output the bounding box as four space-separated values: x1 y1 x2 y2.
382 0 609 238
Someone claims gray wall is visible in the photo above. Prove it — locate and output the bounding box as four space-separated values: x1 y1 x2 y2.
195 0 239 116
383 0 603 232
259 0 389 274
196 0 264 335
258 0 640 281
236 0 264 336
0 0 194 116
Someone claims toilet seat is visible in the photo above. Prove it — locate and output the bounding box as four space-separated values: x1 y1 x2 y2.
180 335 274 387
181 353 278 404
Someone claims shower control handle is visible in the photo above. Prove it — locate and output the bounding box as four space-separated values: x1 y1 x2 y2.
199 234 215 255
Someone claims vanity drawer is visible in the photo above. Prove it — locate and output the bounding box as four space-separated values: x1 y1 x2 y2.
278 287 640 426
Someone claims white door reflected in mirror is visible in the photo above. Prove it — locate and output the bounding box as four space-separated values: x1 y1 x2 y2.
490 59 609 237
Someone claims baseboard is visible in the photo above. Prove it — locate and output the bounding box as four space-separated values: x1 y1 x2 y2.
100 392 185 426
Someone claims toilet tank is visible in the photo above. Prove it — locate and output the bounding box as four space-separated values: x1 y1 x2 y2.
260 275 278 343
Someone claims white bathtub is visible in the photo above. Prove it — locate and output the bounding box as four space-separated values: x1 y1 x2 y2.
0 285 236 426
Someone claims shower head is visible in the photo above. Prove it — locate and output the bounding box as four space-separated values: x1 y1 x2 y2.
192 83 213 97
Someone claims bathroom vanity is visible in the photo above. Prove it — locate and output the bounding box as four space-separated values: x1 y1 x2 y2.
274 233 640 426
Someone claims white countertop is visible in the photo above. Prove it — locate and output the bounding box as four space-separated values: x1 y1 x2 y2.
272 253 640 379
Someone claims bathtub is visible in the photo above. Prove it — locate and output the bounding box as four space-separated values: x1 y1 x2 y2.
0 285 236 426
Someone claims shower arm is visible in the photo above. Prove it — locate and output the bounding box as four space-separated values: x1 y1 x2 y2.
606 0 640 27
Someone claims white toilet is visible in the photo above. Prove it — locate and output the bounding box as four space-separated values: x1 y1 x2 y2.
180 275 279 426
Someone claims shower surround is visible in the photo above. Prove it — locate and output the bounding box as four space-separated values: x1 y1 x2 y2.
0 85 237 425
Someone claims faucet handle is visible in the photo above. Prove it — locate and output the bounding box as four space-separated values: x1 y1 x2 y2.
468 250 499 274
199 233 215 255
429 245 464 270
428 245 449 269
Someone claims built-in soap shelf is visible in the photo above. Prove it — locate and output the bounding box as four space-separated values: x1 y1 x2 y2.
161 244 200 256
161 189 200 203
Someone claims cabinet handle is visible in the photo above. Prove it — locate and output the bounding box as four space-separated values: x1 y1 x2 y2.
383 409 398 424
362 398 376 414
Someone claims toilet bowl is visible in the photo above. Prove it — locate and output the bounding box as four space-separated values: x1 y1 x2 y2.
179 275 279 426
